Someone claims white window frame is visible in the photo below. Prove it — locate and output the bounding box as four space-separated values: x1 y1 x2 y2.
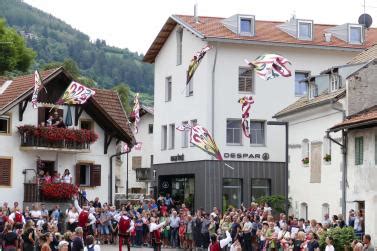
330 74 340 92
190 119 197 147
238 67 254 93
226 119 242 145
348 24 363 44
297 20 313 40
249 120 266 146
176 28 183 65
238 15 255 35
165 76 172 102
0 115 11 134
182 121 189 148
168 123 175 149
308 83 318 99
161 125 167 150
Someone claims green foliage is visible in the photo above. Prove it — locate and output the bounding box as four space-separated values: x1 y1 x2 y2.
113 84 132 114
319 227 355 251
0 0 153 94
255 195 287 214
0 18 36 74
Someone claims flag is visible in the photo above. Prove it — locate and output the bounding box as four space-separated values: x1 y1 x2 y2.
31 70 42 109
57 81 95 105
238 96 254 138
186 45 213 85
176 124 223 161
131 93 141 134
246 54 292 81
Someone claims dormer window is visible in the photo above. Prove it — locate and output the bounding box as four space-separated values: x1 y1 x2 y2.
298 20 313 40
330 74 340 92
349 24 363 44
238 15 255 36
308 83 318 100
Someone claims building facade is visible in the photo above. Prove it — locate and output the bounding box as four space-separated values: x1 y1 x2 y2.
0 68 135 207
144 14 377 211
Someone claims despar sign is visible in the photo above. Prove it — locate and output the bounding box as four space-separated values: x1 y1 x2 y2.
223 153 270 160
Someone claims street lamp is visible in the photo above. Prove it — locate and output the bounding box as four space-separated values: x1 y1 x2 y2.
267 121 289 215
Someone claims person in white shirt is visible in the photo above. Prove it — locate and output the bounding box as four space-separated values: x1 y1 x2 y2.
149 217 166 251
62 169 72 184
325 236 335 251
114 210 134 251
73 196 96 236
66 205 79 232
30 204 42 223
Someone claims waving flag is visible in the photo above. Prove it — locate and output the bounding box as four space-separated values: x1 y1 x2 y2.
245 54 292 81
131 93 141 134
31 70 43 109
177 124 223 160
238 96 254 138
186 45 213 85
57 81 95 105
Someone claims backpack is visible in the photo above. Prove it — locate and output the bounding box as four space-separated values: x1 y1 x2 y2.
210 242 221 251
118 217 130 235
78 211 89 227
15 212 23 223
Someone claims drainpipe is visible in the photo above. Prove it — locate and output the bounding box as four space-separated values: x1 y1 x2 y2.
329 99 347 218
109 150 130 205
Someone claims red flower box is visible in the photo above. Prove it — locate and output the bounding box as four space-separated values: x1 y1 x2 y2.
41 183 78 200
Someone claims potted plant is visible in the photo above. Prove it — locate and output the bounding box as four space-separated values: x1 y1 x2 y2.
302 157 309 165
324 154 331 162
41 183 78 201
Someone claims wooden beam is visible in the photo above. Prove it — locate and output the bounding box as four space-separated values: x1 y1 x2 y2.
18 99 28 122
104 132 113 154
74 106 84 126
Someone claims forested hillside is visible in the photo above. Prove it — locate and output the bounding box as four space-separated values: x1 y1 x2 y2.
0 0 154 96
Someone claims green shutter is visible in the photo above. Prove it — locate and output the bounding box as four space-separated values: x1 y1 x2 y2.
355 137 363 165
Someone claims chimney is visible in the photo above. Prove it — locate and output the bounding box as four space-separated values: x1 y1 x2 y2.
324 32 332 42
194 3 199 23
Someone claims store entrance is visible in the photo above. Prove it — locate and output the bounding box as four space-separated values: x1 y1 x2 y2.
159 175 195 209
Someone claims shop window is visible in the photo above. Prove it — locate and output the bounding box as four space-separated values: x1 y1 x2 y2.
251 179 271 202
222 178 242 212
0 158 11 186
0 115 11 134
75 163 101 187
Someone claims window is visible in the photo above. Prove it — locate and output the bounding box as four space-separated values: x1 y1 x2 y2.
240 18 252 33
298 20 313 40
250 121 265 145
186 78 193 96
323 136 331 160
355 136 363 165
190 120 197 147
148 124 153 134
222 179 242 212
169 123 175 149
330 74 340 92
176 28 183 65
165 77 172 102
349 25 363 44
161 125 167 150
132 156 142 170
238 16 254 35
238 67 253 93
38 107 63 126
251 179 271 201
75 163 101 187
226 119 242 145
0 158 11 186
182 121 189 148
295 72 309 96
302 139 309 164
300 202 308 220
150 155 154 166
322 203 330 221
0 115 10 134
80 120 93 130
308 83 318 99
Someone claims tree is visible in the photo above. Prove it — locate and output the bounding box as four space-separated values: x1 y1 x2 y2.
41 58 80 78
113 84 132 114
0 18 35 75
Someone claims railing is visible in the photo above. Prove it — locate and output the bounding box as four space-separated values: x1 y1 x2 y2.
135 168 152 181
18 125 98 151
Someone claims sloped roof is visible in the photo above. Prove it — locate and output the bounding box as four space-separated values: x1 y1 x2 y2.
141 105 154 115
144 14 377 63
330 105 377 132
347 44 377 64
0 69 135 145
274 89 345 118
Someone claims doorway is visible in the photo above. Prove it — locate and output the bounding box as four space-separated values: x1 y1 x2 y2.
158 175 195 209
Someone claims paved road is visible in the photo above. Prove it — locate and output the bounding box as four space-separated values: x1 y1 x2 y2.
100 245 180 250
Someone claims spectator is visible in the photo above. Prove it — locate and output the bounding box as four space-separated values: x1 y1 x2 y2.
325 236 335 251
84 235 100 251
169 210 180 248
3 223 18 251
72 227 84 251
363 234 374 251
62 169 72 184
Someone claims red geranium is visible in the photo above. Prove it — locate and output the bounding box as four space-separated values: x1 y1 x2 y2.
41 183 78 200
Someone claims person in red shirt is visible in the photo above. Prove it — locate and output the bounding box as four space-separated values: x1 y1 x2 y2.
160 202 168 216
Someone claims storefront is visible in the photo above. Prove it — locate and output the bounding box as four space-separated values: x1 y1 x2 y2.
154 160 286 212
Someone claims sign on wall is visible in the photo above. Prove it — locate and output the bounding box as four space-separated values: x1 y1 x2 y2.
223 152 270 161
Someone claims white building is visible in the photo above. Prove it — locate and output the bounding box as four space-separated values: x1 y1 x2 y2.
143 13 377 211
0 67 135 207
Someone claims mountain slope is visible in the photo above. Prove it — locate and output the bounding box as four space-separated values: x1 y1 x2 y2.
0 0 154 95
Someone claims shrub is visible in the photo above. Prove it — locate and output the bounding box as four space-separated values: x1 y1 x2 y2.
319 227 355 251
255 195 287 214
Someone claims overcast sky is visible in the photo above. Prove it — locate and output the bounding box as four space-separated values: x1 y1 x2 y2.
24 0 374 54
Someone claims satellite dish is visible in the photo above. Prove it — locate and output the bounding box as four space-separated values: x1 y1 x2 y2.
358 13 373 28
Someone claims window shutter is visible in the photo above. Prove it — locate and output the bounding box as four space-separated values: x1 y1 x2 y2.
0 158 11 186
90 164 101 186
38 107 46 125
132 156 142 170
75 164 81 185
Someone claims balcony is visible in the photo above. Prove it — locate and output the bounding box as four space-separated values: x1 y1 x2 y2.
18 125 98 153
136 168 153 182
